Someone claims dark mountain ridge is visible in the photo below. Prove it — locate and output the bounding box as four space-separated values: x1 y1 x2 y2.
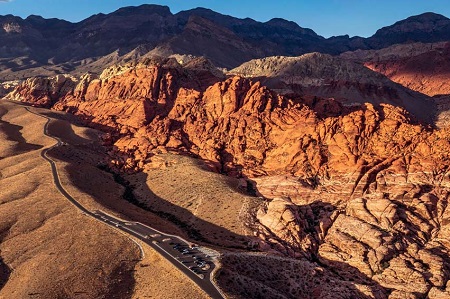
0 5 449 79
368 12 450 48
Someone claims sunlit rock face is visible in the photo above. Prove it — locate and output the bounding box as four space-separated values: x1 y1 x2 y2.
7 58 450 298
2 22 22 33
341 42 450 98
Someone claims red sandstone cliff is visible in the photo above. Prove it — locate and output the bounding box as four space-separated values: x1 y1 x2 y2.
228 53 435 124
4 59 450 298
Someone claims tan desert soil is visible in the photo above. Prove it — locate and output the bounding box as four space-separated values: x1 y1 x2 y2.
0 101 208 299
127 153 262 249
216 252 386 299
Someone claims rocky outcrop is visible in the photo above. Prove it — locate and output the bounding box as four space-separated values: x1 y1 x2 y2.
341 42 450 97
0 81 18 97
229 53 435 123
6 60 450 299
5 59 446 177
4 74 77 107
252 119 450 298
253 182 450 298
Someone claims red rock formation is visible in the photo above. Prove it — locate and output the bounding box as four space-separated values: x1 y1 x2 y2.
228 53 435 123
5 74 77 107
342 42 450 97
5 60 450 298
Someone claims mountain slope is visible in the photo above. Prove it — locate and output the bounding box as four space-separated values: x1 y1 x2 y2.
229 53 435 122
149 15 264 68
1 7 450 79
0 4 325 75
341 41 450 97
4 61 450 298
368 12 450 48
176 8 327 56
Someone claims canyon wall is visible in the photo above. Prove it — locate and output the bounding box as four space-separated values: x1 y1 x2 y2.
5 60 450 298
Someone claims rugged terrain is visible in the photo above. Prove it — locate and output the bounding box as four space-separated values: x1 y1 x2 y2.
341 42 450 97
341 42 450 127
0 101 211 299
3 56 450 298
3 4 450 299
1 6 450 79
228 53 434 123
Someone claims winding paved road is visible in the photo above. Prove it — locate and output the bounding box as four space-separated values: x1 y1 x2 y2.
25 106 225 299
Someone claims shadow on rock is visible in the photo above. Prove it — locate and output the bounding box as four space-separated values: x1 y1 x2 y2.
225 195 392 298
43 109 391 299
39 109 116 138
0 258 11 292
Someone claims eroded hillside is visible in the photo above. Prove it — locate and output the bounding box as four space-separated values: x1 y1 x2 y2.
4 58 450 298
341 42 450 97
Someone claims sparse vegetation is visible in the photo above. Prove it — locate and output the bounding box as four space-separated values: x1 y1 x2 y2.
97 163 209 242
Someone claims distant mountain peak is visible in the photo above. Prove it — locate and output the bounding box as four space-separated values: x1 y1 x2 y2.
112 4 172 17
176 6 256 26
265 18 301 29
25 15 44 21
0 5 450 79
405 12 449 22
186 7 215 13
374 11 450 35
368 11 450 48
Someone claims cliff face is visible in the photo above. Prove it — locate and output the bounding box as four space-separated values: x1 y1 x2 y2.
229 53 435 123
5 60 449 191
5 74 78 107
342 42 450 97
5 61 450 298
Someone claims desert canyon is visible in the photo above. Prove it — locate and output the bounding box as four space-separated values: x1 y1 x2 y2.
1 4 450 299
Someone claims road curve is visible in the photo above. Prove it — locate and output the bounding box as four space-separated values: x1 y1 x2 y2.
24 106 225 299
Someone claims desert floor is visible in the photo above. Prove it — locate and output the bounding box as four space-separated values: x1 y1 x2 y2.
0 101 209 299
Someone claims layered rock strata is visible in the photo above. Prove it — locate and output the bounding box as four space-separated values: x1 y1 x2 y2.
4 60 450 298
341 42 450 97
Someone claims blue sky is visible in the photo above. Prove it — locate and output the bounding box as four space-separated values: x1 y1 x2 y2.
1 0 450 38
